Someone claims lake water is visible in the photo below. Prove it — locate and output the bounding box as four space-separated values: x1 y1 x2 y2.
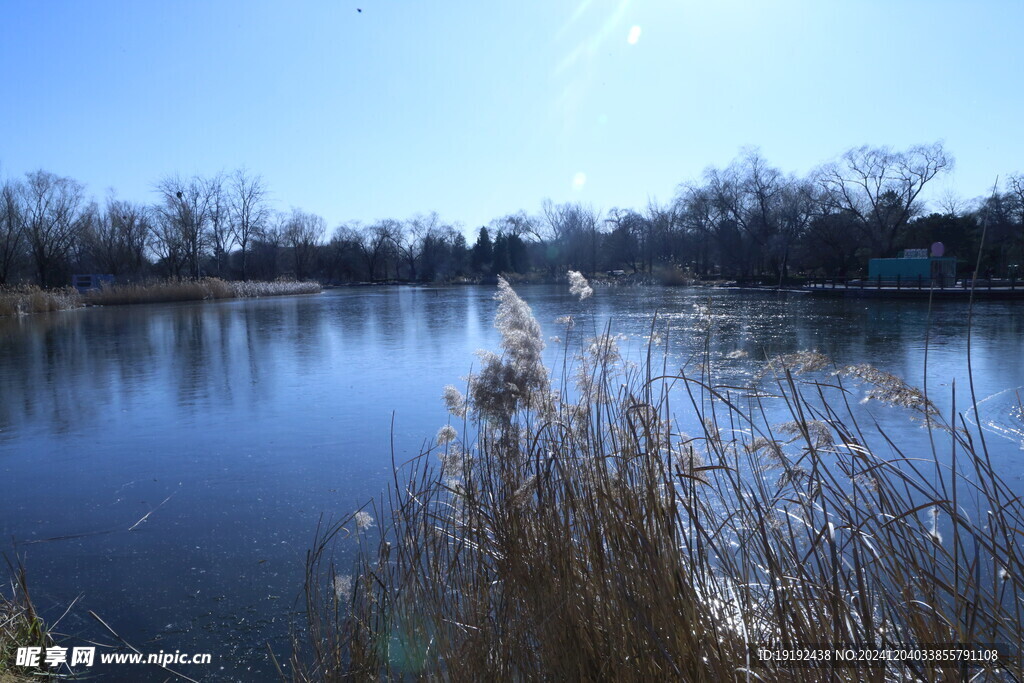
2 285 1023 680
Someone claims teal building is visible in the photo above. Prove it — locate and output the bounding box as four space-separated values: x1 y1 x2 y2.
867 253 957 286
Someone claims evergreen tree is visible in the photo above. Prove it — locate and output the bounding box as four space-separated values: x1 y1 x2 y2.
452 232 469 276
508 233 527 272
471 227 493 274
491 231 512 275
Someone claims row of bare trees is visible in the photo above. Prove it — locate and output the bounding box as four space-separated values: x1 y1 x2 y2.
531 142 1020 280
660 142 959 279
329 213 471 282
1 171 89 286
2 141 1023 287
151 170 272 280
0 168 473 285
0 168 287 286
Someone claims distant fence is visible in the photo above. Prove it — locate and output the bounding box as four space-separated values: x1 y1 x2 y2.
805 275 1017 291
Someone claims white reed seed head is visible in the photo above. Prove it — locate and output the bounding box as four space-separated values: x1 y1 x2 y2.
471 278 550 418
442 384 468 418
568 270 593 300
436 424 457 445
354 511 374 530
333 574 353 600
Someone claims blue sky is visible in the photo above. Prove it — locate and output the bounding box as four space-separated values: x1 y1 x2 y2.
2 0 1022 235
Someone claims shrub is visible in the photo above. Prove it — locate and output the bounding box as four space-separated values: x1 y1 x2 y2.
654 264 695 286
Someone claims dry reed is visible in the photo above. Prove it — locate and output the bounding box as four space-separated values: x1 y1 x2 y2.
0 286 81 317
294 277 1024 682
0 561 51 680
0 279 320 316
82 278 321 306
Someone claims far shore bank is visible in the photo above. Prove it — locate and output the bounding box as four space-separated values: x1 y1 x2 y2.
0 279 322 318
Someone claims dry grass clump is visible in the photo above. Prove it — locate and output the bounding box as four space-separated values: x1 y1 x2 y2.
655 264 695 286
0 279 320 314
840 363 940 416
83 279 228 305
756 349 832 379
0 564 51 681
0 286 81 317
296 278 1024 682
228 280 321 297
83 278 321 306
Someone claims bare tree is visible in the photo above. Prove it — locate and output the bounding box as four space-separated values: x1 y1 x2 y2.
205 173 232 278
816 142 952 257
772 178 817 281
110 199 152 276
676 182 730 276
799 209 863 276
695 150 790 277
937 188 969 217
346 220 399 281
82 196 152 277
739 150 785 274
150 208 188 279
644 200 681 270
1009 183 1024 277
78 200 109 273
0 178 26 285
1008 175 1024 226
229 169 270 281
604 208 644 273
70 201 101 273
21 170 88 286
283 209 325 280
491 211 541 241
325 225 363 282
250 212 287 280
418 221 464 281
541 201 601 274
395 213 441 281
155 174 217 279
988 178 1024 274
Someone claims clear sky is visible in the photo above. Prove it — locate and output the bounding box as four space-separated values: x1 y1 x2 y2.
2 0 1021 235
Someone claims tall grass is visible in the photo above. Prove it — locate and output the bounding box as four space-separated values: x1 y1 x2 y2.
0 286 81 317
82 278 321 306
0 279 321 316
1 560 51 681
228 280 322 298
295 277 1023 681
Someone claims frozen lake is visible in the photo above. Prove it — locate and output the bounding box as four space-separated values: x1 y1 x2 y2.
2 284 1022 679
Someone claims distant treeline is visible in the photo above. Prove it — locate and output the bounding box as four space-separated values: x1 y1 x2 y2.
2 142 1022 288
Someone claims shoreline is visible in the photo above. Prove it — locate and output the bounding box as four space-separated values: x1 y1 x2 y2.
6 276 1019 321
0 279 322 318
